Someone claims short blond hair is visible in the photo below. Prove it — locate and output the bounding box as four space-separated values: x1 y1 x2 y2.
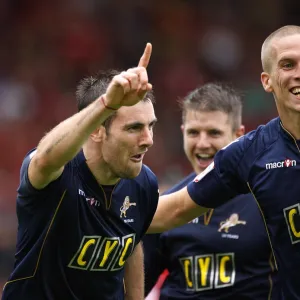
261 25 300 72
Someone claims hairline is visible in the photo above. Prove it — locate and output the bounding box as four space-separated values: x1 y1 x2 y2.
182 106 240 132
261 26 300 73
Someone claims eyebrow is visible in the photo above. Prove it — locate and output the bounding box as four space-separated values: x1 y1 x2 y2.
278 57 292 63
278 54 298 63
123 118 158 129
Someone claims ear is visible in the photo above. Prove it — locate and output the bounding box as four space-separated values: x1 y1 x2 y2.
90 126 106 143
180 124 184 134
261 72 273 93
235 125 245 138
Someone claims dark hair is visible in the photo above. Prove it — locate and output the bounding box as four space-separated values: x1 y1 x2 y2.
179 82 242 131
75 69 155 131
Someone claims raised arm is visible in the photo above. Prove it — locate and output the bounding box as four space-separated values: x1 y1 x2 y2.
28 43 153 189
147 187 209 234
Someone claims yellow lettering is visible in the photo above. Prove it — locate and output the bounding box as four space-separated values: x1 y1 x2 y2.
219 256 230 283
198 257 210 286
184 260 193 288
289 209 300 238
77 239 96 266
99 240 119 267
119 238 133 266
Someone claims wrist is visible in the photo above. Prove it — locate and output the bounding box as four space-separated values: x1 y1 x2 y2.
100 95 119 111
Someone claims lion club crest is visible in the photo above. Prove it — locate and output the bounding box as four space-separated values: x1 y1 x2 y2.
218 213 246 233
120 196 136 218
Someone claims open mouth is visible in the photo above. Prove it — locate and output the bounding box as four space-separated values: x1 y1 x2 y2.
290 87 300 99
130 153 144 162
195 153 214 167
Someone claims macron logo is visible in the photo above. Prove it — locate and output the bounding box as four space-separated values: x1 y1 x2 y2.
265 159 296 170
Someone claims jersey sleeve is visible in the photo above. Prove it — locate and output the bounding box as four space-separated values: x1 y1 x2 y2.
17 149 55 197
187 136 251 208
17 148 71 210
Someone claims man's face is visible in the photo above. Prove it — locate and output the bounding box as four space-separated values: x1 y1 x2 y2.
182 109 241 174
262 34 300 114
101 101 157 180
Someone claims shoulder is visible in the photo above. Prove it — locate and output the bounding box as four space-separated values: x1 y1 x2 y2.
216 117 280 166
241 117 280 150
20 148 37 171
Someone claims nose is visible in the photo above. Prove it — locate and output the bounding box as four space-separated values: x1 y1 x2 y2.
140 127 153 148
294 63 300 80
196 133 211 149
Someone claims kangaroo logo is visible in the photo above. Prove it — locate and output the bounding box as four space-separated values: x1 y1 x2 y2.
218 213 246 233
120 196 136 218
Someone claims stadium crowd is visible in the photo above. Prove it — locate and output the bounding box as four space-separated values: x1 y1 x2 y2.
0 0 298 295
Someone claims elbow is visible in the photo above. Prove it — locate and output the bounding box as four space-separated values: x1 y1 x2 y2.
31 151 62 176
32 153 52 173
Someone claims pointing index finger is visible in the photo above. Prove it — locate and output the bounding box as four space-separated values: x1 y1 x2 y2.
138 43 152 68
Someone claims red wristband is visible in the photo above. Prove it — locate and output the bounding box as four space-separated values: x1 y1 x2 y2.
100 96 118 111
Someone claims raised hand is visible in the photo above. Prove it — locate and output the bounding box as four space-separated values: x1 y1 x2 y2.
105 43 153 110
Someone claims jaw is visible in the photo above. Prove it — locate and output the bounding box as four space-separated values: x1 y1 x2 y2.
285 92 300 112
124 160 143 178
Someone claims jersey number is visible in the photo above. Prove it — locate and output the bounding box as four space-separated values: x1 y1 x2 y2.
68 234 135 271
179 253 235 291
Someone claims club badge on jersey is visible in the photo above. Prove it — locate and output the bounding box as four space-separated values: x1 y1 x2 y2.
218 214 246 233
120 196 136 218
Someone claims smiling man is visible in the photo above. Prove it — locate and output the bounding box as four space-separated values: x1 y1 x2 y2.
144 83 279 299
148 25 300 300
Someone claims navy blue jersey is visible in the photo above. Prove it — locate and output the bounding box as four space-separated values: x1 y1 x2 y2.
187 117 300 299
2 149 159 300
144 173 280 299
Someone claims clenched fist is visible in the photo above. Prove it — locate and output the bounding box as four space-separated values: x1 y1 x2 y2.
104 43 153 110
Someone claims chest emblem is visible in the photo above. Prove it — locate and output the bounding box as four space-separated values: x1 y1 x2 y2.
120 196 136 218
218 213 246 233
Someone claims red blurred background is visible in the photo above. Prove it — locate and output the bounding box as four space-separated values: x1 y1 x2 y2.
0 0 299 295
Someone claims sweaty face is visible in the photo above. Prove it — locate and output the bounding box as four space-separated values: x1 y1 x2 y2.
182 110 238 174
101 101 156 180
263 34 300 114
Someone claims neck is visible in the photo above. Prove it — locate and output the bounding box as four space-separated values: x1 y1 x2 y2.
279 108 300 140
83 145 119 186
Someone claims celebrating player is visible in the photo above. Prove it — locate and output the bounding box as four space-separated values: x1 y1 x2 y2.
3 44 158 300
148 25 300 299
144 83 279 299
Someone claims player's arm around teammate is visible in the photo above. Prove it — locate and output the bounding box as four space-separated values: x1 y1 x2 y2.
147 186 209 233
28 43 153 190
124 242 144 300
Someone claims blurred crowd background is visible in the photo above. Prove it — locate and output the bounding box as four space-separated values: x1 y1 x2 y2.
0 0 299 293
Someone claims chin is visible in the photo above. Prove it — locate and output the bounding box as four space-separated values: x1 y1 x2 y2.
131 166 143 178
196 168 206 174
193 164 205 175
121 165 143 179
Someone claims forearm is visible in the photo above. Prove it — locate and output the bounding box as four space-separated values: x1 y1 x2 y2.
124 242 144 300
35 96 113 172
148 187 209 233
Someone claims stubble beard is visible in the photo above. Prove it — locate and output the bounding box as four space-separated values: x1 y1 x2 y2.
111 161 143 180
